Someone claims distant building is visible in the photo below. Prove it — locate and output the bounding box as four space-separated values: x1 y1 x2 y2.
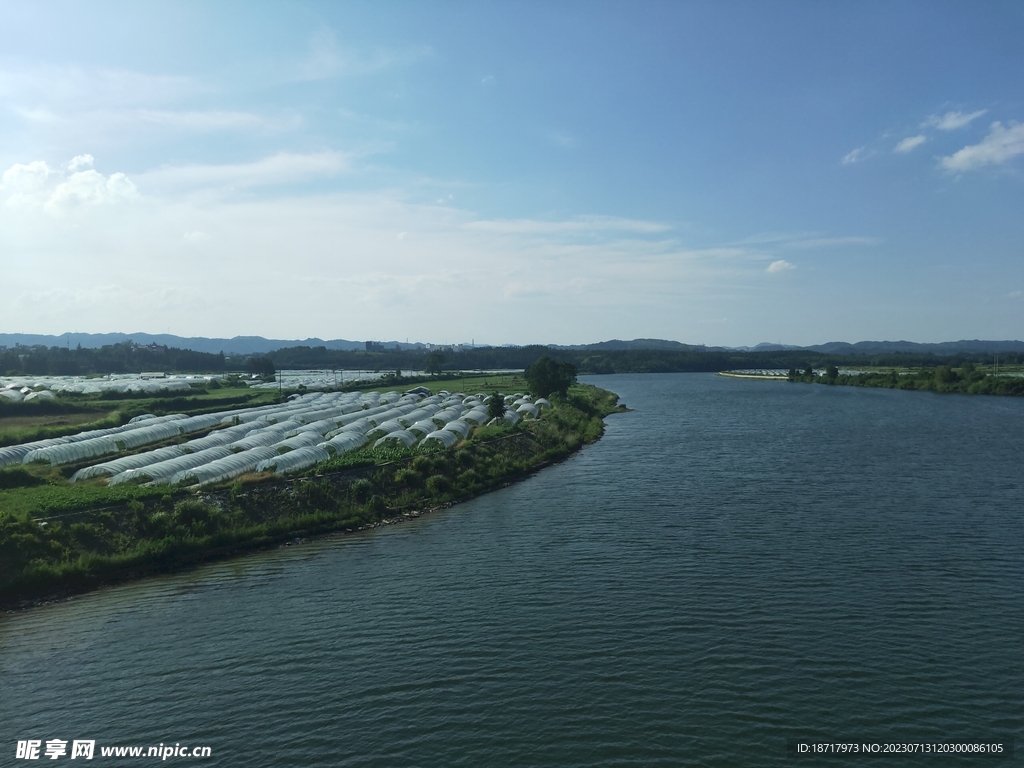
365 341 384 352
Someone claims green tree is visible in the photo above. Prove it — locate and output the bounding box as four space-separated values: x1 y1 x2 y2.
247 356 276 380
524 356 577 398
488 393 507 421
424 351 445 375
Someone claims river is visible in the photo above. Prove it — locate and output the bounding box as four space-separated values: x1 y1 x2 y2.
2 374 1021 765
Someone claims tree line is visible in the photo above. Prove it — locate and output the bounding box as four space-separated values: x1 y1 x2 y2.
0 342 227 376
4 340 1023 378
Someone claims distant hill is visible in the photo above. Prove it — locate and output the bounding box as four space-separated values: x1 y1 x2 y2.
804 340 1024 355
0 333 426 356
2 333 1023 359
552 338 708 352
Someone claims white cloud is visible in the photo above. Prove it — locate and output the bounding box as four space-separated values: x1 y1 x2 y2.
939 121 1024 172
841 147 867 165
291 27 431 81
0 64 193 109
0 159 138 213
0 183 777 343
767 259 795 273
728 232 879 249
784 236 880 249
45 170 138 213
136 151 352 192
67 154 95 171
1 160 53 197
923 110 987 131
465 215 671 235
894 135 926 153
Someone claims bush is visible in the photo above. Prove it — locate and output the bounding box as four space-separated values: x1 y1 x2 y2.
411 456 436 474
173 500 217 534
350 478 373 503
426 475 452 495
0 468 46 490
394 468 422 488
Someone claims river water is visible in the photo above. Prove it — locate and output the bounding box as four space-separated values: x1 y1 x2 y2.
1 374 1021 766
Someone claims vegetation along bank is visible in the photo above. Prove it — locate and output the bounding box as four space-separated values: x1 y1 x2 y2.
786 362 1024 396
1 365 624 610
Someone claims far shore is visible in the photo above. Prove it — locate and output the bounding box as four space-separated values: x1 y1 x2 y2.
716 372 787 381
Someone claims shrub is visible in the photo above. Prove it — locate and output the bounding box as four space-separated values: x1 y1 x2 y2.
411 456 435 474
173 500 217 534
0 468 45 490
457 469 480 486
350 478 373 503
426 475 452 495
394 468 422 488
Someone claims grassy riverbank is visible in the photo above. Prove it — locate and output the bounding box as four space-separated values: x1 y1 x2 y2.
0 382 624 610
787 363 1024 396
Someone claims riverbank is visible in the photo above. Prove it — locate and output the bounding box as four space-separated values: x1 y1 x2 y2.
787 365 1024 396
0 383 625 611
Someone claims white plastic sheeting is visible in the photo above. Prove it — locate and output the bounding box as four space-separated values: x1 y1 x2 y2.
374 430 418 448
441 420 472 439
7 384 537 485
320 432 369 456
256 446 331 475
24 391 57 401
24 436 122 466
460 408 490 425
516 403 540 418
271 432 325 453
367 420 405 439
108 446 236 486
180 423 266 453
421 430 459 449
172 446 279 487
72 445 186 482
407 419 439 436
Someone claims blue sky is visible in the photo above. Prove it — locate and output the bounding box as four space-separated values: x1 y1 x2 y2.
1 1 1022 346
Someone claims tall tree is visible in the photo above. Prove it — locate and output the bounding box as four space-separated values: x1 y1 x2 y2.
524 356 577 398
488 393 507 421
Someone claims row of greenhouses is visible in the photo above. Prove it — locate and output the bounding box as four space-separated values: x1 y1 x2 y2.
1 375 208 398
3 388 549 489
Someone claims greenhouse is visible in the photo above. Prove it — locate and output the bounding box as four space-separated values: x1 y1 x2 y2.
255 446 331 475
271 431 326 453
421 430 460 449
108 446 236 486
407 419 439 436
5 383 545 486
320 432 369 456
24 435 123 466
171 446 280 487
441 420 472 439
374 430 418 449
516 403 540 419
72 445 186 482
